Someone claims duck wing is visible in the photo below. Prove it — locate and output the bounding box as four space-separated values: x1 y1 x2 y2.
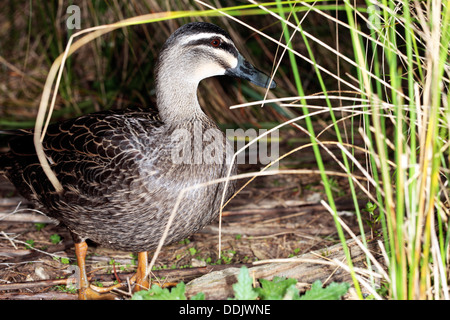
1 107 162 209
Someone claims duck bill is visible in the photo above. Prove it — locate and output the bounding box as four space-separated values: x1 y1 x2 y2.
225 54 276 89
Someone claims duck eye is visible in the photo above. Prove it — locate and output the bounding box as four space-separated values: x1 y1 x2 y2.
210 38 221 47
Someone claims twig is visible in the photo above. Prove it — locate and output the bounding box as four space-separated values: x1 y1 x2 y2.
1 241 73 264
1 231 17 249
0 213 56 224
0 292 77 300
0 278 69 291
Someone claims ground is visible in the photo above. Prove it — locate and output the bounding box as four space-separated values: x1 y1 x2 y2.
0 131 377 299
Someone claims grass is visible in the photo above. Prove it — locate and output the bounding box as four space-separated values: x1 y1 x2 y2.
198 0 449 300
1 0 449 300
282 0 449 299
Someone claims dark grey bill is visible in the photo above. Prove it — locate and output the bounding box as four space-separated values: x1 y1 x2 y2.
225 54 276 89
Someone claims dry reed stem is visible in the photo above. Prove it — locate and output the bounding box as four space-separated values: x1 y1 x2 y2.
144 167 353 279
33 12 178 193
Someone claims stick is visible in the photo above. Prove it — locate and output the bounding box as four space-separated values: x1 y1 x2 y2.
0 292 78 300
0 213 56 224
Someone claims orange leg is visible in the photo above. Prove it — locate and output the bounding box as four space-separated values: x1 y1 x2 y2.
87 251 150 295
74 241 116 300
132 251 150 292
73 241 149 298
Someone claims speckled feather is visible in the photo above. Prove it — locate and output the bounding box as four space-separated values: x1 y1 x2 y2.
0 22 275 253
0 106 236 251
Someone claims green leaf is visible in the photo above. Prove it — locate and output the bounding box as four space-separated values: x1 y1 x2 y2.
50 234 61 244
60 257 70 264
25 239 35 249
256 277 298 300
190 292 205 300
364 202 377 213
299 280 350 300
131 283 187 300
283 284 301 300
232 266 258 300
34 223 46 231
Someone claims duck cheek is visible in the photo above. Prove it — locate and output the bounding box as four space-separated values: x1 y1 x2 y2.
193 62 226 81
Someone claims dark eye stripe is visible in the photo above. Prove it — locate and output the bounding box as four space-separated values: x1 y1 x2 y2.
185 37 238 58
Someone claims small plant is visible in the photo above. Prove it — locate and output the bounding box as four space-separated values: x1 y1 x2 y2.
299 280 350 300
25 239 35 249
320 248 331 257
363 202 381 236
221 250 235 264
130 266 349 300
53 285 77 294
132 282 204 300
222 256 232 264
49 234 61 244
288 248 301 258
34 223 46 231
188 247 197 256
231 266 259 300
232 266 349 300
53 256 70 264
179 238 191 245
108 258 117 266
130 253 137 266
91 280 104 288
256 277 298 300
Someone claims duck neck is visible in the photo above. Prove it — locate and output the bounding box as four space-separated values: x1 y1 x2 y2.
155 61 205 124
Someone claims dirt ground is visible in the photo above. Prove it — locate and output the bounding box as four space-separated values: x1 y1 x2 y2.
0 135 377 300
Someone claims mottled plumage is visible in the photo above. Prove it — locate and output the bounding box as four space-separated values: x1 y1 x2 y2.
0 22 275 256
1 106 235 251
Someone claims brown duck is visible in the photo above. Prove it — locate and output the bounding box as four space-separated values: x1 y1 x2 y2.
0 22 276 299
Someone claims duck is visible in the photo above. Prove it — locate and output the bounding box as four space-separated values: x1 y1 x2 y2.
0 21 276 299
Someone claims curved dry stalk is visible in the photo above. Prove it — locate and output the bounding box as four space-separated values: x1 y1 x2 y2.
219 102 394 263
246 0 410 102
231 93 398 110
145 167 357 279
320 200 390 282
224 136 384 206
253 251 384 300
196 0 367 99
33 12 175 193
215 106 357 256
329 258 384 300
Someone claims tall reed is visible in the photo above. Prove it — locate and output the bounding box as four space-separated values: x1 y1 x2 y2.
238 0 450 299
